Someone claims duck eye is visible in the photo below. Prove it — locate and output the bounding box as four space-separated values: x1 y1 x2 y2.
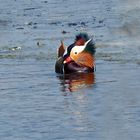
75 52 77 54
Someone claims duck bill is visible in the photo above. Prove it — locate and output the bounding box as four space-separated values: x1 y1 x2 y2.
63 56 72 64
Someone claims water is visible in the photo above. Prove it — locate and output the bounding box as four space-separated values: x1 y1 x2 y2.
0 0 140 139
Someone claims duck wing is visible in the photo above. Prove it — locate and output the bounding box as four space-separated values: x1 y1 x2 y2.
58 41 65 58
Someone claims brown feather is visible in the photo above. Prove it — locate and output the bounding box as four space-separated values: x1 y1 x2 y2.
58 41 65 58
72 52 95 68
75 38 85 46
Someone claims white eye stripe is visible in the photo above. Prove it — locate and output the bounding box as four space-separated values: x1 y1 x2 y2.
85 39 92 45
71 45 85 55
71 39 92 55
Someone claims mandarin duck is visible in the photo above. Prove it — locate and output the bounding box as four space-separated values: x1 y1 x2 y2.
55 33 96 74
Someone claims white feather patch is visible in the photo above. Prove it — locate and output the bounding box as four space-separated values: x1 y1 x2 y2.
71 39 91 55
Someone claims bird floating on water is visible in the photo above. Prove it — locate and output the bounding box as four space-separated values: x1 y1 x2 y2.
55 33 96 74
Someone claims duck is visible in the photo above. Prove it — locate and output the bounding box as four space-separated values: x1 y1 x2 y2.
55 33 96 74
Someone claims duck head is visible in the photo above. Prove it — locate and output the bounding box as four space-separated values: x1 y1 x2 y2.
64 39 95 68
55 33 96 74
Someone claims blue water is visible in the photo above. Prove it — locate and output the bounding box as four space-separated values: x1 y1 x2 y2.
0 0 140 139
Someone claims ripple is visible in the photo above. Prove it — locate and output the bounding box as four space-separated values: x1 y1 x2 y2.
0 0 140 140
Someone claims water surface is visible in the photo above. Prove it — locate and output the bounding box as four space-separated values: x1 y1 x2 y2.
0 0 140 139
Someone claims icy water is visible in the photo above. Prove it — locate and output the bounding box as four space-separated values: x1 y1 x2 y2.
0 0 140 139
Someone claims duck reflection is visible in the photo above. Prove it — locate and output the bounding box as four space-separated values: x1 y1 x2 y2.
57 72 95 92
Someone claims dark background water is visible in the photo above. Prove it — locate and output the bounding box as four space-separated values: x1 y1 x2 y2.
0 0 140 139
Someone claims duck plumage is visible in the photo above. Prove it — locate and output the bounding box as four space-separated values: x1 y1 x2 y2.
55 33 96 74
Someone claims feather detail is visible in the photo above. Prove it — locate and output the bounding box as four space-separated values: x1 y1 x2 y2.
75 38 85 46
71 52 95 68
84 39 96 55
58 41 65 58
75 33 90 42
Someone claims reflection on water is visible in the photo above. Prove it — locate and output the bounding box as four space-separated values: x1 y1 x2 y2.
57 73 95 92
0 0 140 139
